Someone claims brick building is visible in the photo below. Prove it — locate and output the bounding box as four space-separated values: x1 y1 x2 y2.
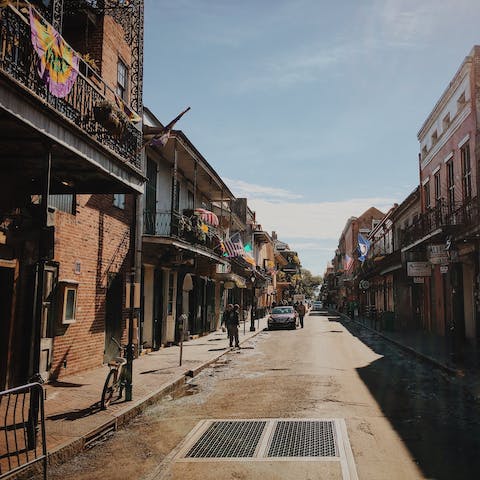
0 1 144 388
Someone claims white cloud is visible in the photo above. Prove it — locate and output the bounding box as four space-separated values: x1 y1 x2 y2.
225 178 303 200
247 197 394 241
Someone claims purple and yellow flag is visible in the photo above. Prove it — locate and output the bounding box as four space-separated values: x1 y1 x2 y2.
29 7 79 98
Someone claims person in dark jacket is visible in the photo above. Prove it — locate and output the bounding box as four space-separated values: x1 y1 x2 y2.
221 304 240 348
297 302 306 328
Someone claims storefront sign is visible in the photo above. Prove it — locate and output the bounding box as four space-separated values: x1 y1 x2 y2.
413 277 425 284
407 262 431 277
428 244 449 265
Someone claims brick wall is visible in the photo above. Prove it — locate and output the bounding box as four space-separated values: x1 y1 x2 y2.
101 15 133 102
50 194 133 379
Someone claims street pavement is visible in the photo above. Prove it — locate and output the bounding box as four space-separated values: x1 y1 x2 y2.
44 311 425 479
25 311 480 479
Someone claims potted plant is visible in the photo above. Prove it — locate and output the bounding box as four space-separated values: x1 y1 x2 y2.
93 99 128 136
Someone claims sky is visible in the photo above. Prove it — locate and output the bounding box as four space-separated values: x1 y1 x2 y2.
143 0 480 276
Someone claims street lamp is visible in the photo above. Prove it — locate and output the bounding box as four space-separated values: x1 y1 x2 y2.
250 274 256 332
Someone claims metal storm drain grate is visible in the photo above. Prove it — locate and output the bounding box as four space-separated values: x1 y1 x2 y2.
267 420 338 457
177 419 358 479
185 420 267 458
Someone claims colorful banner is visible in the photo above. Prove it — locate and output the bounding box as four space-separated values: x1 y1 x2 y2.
29 7 79 98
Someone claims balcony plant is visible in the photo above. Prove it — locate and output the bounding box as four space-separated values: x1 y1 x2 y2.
93 99 129 136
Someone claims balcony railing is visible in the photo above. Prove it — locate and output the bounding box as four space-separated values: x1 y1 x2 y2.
143 210 225 254
0 4 142 171
401 198 479 247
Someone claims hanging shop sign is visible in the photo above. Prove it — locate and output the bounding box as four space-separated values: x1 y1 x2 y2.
407 262 431 277
428 244 449 265
440 265 449 274
413 277 425 284
359 280 370 290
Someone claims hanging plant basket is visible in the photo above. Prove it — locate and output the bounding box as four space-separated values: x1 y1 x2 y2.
93 100 127 136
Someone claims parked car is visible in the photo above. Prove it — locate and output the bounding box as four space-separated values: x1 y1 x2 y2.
311 301 323 311
268 306 297 330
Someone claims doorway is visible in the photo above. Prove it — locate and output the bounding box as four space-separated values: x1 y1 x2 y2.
104 273 123 363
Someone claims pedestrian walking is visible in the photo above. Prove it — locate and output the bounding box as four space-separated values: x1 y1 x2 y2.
221 303 240 348
297 301 306 328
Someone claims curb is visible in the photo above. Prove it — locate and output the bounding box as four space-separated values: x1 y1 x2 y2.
14 323 267 479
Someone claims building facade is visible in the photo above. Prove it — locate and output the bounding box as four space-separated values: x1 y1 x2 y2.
0 1 144 387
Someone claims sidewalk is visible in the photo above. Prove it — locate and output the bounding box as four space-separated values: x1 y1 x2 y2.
19 318 267 477
332 311 480 400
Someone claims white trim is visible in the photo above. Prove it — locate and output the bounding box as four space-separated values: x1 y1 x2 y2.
443 152 454 163
458 133 470 148
421 177 430 186
432 165 441 175
421 104 471 169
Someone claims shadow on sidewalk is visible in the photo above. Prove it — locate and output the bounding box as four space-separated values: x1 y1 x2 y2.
47 402 104 421
49 380 86 388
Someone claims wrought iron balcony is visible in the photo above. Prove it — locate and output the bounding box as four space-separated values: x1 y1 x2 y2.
143 210 225 254
400 198 479 247
0 4 142 171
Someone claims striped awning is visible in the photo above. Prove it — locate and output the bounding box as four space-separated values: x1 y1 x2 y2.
194 208 219 226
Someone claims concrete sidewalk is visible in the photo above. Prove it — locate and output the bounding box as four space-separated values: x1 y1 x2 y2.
27 318 267 474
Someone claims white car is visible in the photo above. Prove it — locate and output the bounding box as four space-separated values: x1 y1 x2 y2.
311 301 323 311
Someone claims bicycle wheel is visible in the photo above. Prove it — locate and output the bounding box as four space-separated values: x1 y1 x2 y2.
101 369 117 409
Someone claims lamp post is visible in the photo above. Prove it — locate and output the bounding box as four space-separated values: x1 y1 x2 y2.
250 274 256 332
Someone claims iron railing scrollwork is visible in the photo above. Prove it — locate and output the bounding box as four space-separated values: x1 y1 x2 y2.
143 210 225 255
401 198 479 247
0 5 142 171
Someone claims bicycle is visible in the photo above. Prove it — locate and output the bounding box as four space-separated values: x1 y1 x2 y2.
101 337 127 409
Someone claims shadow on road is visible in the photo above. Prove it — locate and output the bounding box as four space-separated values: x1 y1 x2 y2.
337 316 480 480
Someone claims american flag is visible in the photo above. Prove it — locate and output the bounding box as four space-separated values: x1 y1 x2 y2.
224 234 244 257
344 254 354 273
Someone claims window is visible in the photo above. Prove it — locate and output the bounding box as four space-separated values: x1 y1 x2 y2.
49 194 76 214
431 130 438 145
457 92 466 109
421 145 428 159
113 193 125 209
442 113 450 130
424 180 431 209
446 160 455 209
60 282 78 324
187 190 194 210
434 171 441 206
116 59 128 100
461 142 472 200
167 272 175 315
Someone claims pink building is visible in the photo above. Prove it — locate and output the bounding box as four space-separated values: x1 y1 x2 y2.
403 46 480 348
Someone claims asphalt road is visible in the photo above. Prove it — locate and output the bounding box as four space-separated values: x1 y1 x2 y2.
46 311 480 479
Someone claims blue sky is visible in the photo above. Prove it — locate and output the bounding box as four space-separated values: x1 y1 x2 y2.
143 0 480 276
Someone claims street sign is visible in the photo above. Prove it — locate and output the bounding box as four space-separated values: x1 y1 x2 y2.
428 244 449 264
407 262 431 277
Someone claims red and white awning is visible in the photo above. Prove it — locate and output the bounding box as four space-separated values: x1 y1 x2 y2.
194 208 219 226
